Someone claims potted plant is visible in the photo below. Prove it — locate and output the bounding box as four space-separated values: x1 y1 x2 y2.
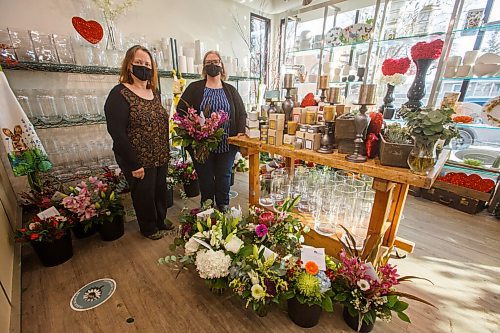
231 152 248 186
283 259 334 328
331 229 435 332
400 106 458 175
379 123 414 168
173 159 199 198
15 214 74 267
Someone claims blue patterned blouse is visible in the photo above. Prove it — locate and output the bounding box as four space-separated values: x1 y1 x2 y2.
199 87 231 154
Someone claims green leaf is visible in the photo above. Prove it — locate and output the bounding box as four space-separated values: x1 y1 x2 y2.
335 293 347 302
393 301 409 312
397 311 411 323
321 296 334 312
387 295 398 307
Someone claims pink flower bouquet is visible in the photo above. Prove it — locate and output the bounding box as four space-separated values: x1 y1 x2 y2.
172 108 229 163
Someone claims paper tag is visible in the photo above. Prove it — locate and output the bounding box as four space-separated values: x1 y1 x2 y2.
197 208 214 220
364 262 381 283
37 206 60 220
51 191 67 202
75 186 82 192
192 237 213 251
259 245 277 260
300 246 326 271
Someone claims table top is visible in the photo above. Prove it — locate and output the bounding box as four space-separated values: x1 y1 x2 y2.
229 136 449 189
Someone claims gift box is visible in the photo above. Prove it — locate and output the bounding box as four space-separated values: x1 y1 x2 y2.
304 132 321 151
246 128 260 139
247 111 259 121
246 118 260 128
268 129 283 146
292 107 306 123
296 131 305 148
269 114 285 130
283 134 296 146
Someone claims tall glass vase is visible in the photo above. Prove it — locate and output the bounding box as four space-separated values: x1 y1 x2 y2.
404 59 434 111
103 12 117 50
407 138 437 175
381 83 395 119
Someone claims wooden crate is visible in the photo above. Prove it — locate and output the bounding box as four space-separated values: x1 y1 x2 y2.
379 135 413 168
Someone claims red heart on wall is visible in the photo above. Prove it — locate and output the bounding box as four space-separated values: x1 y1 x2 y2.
72 16 103 44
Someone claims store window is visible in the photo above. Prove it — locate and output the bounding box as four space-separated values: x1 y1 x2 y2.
250 13 270 84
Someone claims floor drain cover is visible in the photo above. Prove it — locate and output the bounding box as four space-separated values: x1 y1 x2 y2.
70 278 116 311
229 191 238 199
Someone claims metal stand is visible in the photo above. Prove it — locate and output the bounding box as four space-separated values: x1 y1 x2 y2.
318 120 335 154
346 104 372 163
319 88 327 103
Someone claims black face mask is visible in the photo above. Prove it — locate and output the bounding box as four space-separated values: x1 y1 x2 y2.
131 64 152 81
205 63 222 77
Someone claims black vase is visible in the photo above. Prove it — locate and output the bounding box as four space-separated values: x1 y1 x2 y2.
287 298 322 328
72 221 98 239
184 180 200 198
31 231 73 267
404 59 434 111
167 187 174 208
230 172 235 186
99 215 125 241
342 307 375 332
381 83 396 119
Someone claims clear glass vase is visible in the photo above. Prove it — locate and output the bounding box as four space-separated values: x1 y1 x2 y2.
407 139 437 175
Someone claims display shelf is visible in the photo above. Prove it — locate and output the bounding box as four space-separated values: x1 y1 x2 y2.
441 76 500 82
452 22 500 34
375 31 446 44
329 80 363 85
3 62 259 81
33 119 106 129
290 46 325 55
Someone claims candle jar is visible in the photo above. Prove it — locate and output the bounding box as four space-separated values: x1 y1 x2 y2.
306 111 316 124
287 121 298 135
323 105 335 121
319 75 329 89
284 74 294 89
358 84 377 105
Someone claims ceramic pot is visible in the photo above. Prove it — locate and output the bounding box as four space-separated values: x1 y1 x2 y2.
31 231 73 267
287 298 322 328
99 215 125 241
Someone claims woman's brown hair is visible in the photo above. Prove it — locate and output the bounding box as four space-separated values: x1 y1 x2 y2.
202 50 227 80
119 45 159 91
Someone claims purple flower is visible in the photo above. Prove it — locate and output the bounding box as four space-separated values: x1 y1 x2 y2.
264 278 276 297
255 224 268 237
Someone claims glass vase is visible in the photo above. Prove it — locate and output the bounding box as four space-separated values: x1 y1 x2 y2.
407 139 437 175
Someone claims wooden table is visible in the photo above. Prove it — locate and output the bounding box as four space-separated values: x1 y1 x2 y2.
229 136 450 260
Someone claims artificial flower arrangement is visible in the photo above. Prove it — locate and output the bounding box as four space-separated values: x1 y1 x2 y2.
172 103 229 164
410 39 444 60
330 228 435 331
15 214 74 243
62 176 124 230
381 57 411 86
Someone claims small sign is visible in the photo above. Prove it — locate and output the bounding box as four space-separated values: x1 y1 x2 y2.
259 245 277 260
37 206 60 220
300 246 326 271
70 278 116 311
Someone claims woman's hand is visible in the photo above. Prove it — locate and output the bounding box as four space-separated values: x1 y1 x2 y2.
132 167 145 179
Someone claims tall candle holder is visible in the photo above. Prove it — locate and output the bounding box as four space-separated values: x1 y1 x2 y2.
327 87 341 105
282 74 295 122
318 75 329 103
346 84 377 163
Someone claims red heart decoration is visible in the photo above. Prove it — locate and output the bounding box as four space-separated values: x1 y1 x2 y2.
72 16 103 44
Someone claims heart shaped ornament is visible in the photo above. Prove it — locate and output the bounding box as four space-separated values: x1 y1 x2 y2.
72 16 103 44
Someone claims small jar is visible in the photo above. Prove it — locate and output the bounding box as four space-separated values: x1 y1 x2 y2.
306 111 316 124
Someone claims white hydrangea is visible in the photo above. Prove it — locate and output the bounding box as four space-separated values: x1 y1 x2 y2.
382 73 406 86
185 237 201 256
195 249 232 279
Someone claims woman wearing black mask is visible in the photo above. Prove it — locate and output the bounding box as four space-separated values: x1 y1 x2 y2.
177 50 246 212
104 45 172 240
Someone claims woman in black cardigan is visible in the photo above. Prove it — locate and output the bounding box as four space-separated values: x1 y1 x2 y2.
177 51 246 211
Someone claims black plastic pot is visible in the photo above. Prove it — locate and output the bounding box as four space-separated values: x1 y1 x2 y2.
287 297 322 328
230 172 235 186
183 180 200 198
342 307 375 332
98 215 125 241
167 186 174 208
72 221 98 239
31 231 73 267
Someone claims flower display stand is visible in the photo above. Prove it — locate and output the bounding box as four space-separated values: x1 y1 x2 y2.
228 136 449 259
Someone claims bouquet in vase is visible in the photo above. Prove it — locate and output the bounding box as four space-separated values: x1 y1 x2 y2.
172 106 229 164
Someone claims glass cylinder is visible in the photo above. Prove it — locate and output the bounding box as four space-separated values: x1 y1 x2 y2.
63 94 84 123
259 174 273 206
407 139 437 175
351 191 375 246
16 93 38 124
36 92 62 125
333 184 357 233
82 92 102 121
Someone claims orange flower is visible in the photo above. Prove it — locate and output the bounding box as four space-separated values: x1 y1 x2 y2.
305 261 319 275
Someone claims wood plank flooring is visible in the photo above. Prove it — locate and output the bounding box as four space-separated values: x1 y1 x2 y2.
20 173 500 333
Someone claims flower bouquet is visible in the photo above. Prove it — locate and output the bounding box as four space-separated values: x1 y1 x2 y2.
331 228 435 332
381 57 411 86
171 159 197 186
15 214 75 266
282 258 335 327
172 106 229 164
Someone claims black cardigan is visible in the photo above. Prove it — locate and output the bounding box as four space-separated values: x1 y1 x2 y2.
176 79 246 136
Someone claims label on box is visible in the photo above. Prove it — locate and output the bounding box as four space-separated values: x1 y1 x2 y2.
300 246 326 271
37 206 60 220
305 140 313 150
268 136 275 145
269 119 276 130
292 114 301 122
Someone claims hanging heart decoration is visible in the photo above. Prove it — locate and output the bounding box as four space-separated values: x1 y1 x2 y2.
71 16 104 44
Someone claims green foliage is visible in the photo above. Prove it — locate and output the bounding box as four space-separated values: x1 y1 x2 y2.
400 106 458 144
383 123 413 145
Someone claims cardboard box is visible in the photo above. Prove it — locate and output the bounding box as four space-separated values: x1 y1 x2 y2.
275 114 285 130
283 134 296 145
304 132 321 151
292 107 306 123
267 129 284 146
247 111 259 121
246 118 260 128
316 110 325 123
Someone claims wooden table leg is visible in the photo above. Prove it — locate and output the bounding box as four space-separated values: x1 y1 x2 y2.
248 151 260 206
361 178 396 260
383 183 412 252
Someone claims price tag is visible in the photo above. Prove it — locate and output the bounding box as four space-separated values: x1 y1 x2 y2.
300 246 326 271
37 206 60 220
259 245 277 260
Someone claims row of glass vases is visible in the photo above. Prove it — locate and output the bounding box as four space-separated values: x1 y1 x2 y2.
259 167 375 246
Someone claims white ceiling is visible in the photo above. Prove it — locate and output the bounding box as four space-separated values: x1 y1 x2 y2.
234 0 376 15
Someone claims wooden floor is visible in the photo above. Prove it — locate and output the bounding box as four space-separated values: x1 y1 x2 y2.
20 173 500 333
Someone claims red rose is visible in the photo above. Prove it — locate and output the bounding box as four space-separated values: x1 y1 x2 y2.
52 221 59 228
411 39 444 60
381 57 411 76
19 228 27 233
30 233 39 241
259 211 275 227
